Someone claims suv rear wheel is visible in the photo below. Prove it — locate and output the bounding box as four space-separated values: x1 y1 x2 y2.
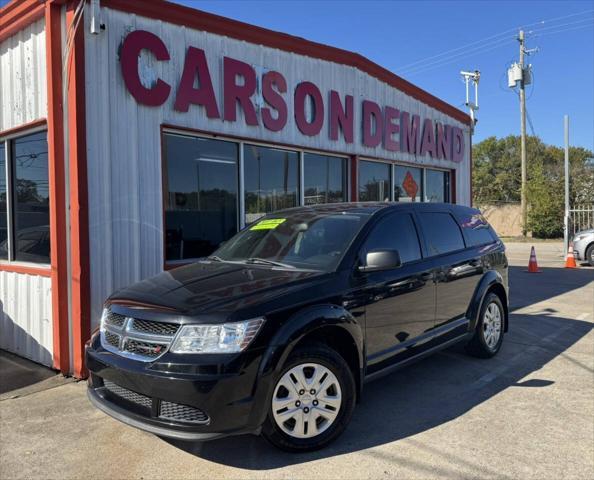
262 344 356 452
465 292 505 358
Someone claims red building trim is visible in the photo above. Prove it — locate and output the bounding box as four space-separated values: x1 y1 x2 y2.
45 1 70 375
102 0 470 126
66 1 91 379
0 263 51 277
0 119 47 139
0 0 44 42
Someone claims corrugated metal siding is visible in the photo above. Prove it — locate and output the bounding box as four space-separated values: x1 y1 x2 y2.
0 271 53 367
84 7 472 326
0 18 47 132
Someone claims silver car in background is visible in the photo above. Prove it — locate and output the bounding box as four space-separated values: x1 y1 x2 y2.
572 228 594 266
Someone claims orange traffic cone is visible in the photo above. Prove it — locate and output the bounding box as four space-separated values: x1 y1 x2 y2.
526 246 541 273
565 242 577 269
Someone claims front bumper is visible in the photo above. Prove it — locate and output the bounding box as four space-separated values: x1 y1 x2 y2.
85 335 272 441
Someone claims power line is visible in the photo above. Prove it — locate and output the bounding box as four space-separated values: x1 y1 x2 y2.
402 37 517 77
396 9 594 75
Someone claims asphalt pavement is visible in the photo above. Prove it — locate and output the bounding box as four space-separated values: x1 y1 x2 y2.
1 242 592 480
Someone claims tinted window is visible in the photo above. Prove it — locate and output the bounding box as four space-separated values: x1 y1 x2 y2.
394 166 422 202
359 160 390 202
419 212 465 255
0 142 6 259
13 131 50 263
361 213 421 264
244 145 298 224
214 211 369 271
460 213 497 246
425 169 450 203
304 153 347 205
164 133 238 261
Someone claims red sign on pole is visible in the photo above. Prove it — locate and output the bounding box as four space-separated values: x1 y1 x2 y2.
402 171 418 200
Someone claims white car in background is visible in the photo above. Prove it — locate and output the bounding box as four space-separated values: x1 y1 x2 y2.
572 228 594 266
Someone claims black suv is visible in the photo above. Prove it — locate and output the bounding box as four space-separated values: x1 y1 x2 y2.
86 202 508 452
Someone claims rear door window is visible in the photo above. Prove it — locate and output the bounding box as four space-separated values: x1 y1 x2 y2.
362 213 422 264
459 213 497 247
418 212 465 256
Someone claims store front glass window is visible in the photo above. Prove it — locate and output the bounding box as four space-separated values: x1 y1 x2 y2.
163 133 238 261
425 169 450 203
303 153 348 205
359 160 391 202
244 144 298 224
12 132 50 263
394 166 422 202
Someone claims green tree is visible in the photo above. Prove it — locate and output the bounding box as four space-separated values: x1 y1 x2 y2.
472 135 593 238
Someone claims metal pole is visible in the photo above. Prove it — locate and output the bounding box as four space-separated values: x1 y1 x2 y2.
519 30 528 237
564 115 570 256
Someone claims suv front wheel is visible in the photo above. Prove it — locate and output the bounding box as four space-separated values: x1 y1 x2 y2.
262 344 356 452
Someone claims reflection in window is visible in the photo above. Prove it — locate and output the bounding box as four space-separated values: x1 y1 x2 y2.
0 143 6 259
359 160 390 202
394 166 422 202
164 134 238 261
244 145 298 224
304 153 347 205
13 132 50 263
425 169 450 203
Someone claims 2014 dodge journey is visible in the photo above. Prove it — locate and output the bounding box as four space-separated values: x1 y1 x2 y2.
86 202 509 452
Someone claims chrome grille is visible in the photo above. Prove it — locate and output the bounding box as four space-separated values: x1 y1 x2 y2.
100 309 179 362
103 380 152 409
123 338 166 358
130 319 180 336
105 311 126 328
104 330 120 348
159 401 209 424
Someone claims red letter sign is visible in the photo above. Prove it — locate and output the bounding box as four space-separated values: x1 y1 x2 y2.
400 112 420 155
329 91 354 143
223 57 258 125
120 30 171 106
420 118 437 157
384 106 400 152
362 100 383 148
262 71 288 132
295 82 325 136
174 47 219 117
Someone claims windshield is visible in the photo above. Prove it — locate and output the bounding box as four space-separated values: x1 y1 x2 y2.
212 211 370 271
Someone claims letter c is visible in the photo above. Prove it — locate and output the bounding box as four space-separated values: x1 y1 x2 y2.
120 30 171 106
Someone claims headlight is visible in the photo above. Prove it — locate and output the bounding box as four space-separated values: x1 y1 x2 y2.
170 318 265 354
574 234 586 242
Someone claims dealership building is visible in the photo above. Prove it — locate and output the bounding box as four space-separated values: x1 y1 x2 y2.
0 0 472 376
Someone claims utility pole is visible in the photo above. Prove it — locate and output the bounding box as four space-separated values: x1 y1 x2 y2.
519 30 528 237
564 115 570 256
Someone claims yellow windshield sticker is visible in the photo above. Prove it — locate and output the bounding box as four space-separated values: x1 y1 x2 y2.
250 218 287 231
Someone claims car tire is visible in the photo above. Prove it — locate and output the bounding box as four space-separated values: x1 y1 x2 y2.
261 343 356 452
465 292 505 358
586 244 594 267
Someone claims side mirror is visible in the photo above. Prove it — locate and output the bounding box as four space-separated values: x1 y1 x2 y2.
358 249 402 272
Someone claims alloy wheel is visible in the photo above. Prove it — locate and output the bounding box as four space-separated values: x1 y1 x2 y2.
271 363 342 439
483 302 502 350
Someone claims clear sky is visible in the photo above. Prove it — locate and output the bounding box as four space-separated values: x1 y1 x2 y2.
171 0 594 151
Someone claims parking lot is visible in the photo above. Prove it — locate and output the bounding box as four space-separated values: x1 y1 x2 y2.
1 242 592 480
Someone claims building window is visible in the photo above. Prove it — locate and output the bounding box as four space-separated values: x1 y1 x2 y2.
163 133 239 261
394 165 422 202
0 130 50 264
244 144 298 224
425 169 450 203
303 153 348 205
359 160 391 202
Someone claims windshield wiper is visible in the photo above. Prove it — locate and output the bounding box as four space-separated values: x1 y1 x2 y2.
245 257 295 269
207 255 224 262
